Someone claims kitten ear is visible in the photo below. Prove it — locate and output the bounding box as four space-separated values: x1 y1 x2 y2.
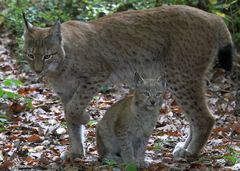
134 72 144 87
157 76 167 88
22 12 34 32
49 21 62 44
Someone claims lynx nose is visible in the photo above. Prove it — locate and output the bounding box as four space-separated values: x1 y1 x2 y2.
150 100 155 105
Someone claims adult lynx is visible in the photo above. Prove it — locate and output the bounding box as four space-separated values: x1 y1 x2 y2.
23 5 233 160
97 73 165 167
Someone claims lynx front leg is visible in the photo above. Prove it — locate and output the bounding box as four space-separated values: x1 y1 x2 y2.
64 87 95 159
67 123 85 158
64 76 106 158
116 130 135 164
134 138 148 168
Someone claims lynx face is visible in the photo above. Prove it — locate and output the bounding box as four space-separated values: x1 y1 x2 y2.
134 73 165 111
24 22 65 76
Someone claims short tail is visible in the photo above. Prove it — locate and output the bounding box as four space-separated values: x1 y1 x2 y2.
218 44 233 71
217 18 234 71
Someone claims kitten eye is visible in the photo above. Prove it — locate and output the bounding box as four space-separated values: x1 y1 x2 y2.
142 92 150 96
27 54 34 60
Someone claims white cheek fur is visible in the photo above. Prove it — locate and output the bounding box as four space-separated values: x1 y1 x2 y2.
48 62 59 72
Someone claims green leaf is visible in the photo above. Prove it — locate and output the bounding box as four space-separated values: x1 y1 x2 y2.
25 98 32 109
0 15 5 25
0 115 8 132
87 120 96 127
4 91 18 99
0 88 4 97
209 0 217 5
3 79 23 87
126 162 138 171
154 142 162 151
224 155 238 164
103 159 117 166
215 11 226 18
0 115 7 119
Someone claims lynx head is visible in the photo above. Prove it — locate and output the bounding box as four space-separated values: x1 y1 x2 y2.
23 13 65 76
133 72 165 111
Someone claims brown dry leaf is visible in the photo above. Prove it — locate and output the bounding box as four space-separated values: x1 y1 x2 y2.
166 131 181 137
144 163 169 171
9 102 26 113
60 139 69 145
1 64 13 72
9 134 20 141
26 134 42 142
170 99 178 106
212 127 227 133
0 160 14 170
171 106 183 114
159 106 169 114
212 145 228 150
232 123 240 134
87 131 95 137
24 156 39 166
18 86 38 95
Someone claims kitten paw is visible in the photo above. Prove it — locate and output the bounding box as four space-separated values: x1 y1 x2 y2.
139 161 150 168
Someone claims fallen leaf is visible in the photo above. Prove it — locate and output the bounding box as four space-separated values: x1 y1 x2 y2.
26 134 42 142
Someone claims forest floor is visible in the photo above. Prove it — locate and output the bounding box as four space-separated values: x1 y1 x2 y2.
0 27 239 171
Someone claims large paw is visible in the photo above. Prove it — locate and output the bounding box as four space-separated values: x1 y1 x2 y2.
60 150 85 161
173 143 197 161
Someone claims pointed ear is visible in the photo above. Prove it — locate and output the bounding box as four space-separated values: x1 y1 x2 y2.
49 21 61 44
22 12 34 32
157 76 167 88
134 72 144 87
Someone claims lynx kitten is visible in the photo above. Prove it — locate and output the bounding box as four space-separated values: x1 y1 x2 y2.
23 5 233 160
96 73 165 167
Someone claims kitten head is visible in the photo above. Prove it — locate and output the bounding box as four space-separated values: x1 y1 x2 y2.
23 13 65 76
134 72 165 111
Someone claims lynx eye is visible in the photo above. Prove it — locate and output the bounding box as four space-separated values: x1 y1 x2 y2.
27 54 34 60
142 92 150 96
43 54 52 60
42 52 57 61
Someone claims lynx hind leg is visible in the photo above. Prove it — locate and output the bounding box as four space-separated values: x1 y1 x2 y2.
169 79 215 160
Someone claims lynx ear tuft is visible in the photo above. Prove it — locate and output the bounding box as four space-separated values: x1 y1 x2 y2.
134 72 144 87
22 12 34 31
49 21 62 43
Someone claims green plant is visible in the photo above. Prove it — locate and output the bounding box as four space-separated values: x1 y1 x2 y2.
153 141 163 151
223 146 240 165
103 159 117 166
0 79 32 109
0 115 8 132
125 162 138 171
